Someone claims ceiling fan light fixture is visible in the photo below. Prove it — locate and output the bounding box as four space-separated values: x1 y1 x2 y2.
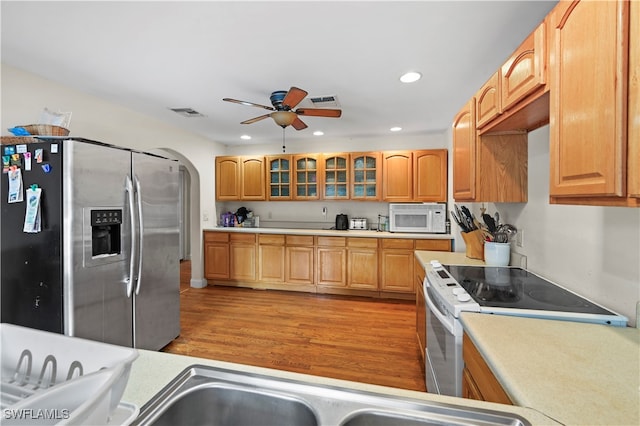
400 71 422 83
390 126 402 132
313 131 324 136
271 111 297 127
240 135 251 140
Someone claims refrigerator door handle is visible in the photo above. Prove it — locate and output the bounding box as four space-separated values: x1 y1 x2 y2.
134 175 144 296
125 175 136 298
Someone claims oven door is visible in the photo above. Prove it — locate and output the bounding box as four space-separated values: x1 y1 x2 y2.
424 279 464 397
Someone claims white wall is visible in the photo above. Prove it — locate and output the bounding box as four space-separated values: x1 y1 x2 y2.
458 126 640 324
1 64 225 286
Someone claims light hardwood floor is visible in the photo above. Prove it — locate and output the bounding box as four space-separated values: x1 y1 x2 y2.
166 260 426 392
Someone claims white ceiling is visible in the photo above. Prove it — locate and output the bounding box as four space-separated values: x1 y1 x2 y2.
1 1 557 147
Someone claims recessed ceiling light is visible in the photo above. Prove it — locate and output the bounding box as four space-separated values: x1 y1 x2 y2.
240 135 251 140
399 72 422 83
313 131 324 136
390 127 402 132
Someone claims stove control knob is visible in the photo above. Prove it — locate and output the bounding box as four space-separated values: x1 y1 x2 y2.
452 288 465 295
430 260 442 268
457 293 471 302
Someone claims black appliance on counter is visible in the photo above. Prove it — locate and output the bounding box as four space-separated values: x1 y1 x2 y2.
335 214 349 230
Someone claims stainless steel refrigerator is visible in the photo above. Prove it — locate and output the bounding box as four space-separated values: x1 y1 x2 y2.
1 137 180 350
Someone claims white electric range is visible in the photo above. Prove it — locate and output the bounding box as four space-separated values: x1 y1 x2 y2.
423 261 628 397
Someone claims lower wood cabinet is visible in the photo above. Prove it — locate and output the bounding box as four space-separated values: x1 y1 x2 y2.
316 237 347 288
285 235 315 285
204 231 451 298
229 233 256 281
380 239 415 293
204 232 230 280
415 257 426 367
347 238 379 290
462 333 512 405
258 234 285 282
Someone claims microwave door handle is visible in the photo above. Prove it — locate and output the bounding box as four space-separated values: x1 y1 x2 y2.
424 280 456 335
427 210 433 230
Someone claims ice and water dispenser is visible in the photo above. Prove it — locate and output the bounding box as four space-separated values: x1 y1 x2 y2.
90 209 122 258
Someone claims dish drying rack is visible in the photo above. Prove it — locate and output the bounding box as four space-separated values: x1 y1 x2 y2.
1 323 138 425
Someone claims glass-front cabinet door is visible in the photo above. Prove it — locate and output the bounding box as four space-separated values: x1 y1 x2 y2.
293 154 321 200
351 152 381 200
323 153 349 200
266 155 292 200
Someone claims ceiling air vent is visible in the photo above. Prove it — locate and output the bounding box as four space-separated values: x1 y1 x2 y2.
307 95 340 108
170 107 204 117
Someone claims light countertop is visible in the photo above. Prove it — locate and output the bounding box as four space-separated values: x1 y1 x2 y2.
121 349 556 425
416 250 640 425
205 226 454 240
414 250 485 268
460 313 640 426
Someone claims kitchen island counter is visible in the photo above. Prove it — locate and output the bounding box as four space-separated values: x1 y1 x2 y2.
460 313 640 426
122 348 557 425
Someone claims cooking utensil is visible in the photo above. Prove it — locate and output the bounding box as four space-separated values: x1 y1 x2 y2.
482 213 497 233
497 224 517 241
460 205 476 231
450 210 467 232
494 231 509 243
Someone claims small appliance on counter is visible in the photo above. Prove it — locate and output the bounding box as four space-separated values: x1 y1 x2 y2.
349 218 367 230
389 203 446 233
336 214 349 230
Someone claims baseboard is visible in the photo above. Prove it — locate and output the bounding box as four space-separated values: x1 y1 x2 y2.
190 278 208 289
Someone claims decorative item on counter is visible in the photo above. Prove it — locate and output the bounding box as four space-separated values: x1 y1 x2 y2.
220 212 235 227
235 207 251 225
377 214 388 232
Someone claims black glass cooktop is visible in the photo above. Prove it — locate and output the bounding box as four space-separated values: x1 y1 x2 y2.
443 265 614 315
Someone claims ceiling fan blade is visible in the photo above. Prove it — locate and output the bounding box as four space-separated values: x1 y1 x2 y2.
241 113 272 124
282 87 308 110
295 108 342 118
223 98 274 111
291 117 308 131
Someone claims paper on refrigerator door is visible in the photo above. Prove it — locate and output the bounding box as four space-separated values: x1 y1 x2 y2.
7 168 23 203
23 187 42 233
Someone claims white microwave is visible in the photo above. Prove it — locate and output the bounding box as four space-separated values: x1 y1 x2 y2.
388 203 447 233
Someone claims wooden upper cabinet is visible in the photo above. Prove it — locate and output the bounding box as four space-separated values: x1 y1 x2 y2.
293 154 321 200
453 99 528 203
240 156 266 200
322 153 349 200
351 152 381 201
549 0 628 199
215 156 240 200
452 99 476 201
215 155 265 201
382 151 413 201
501 22 546 111
476 71 502 129
413 150 447 202
266 155 292 201
627 0 639 199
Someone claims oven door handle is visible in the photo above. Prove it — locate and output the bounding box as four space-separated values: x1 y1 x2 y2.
424 280 456 335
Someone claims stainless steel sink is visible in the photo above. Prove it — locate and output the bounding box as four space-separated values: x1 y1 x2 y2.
132 365 530 426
